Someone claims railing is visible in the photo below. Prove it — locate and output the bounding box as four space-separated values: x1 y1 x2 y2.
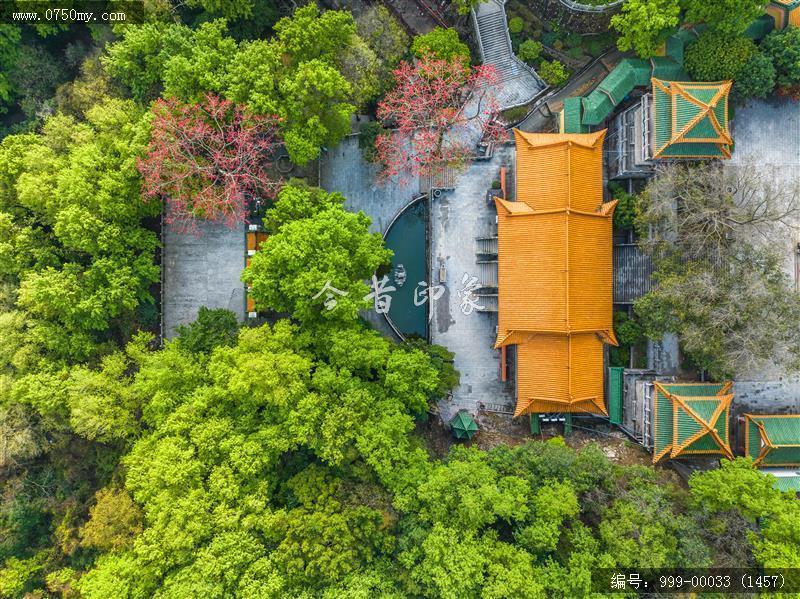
557 0 624 13
470 1 547 109
415 0 448 27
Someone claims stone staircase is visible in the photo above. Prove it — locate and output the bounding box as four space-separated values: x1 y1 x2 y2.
472 0 546 110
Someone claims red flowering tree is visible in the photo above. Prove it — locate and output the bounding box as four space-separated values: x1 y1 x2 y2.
374 56 503 183
139 94 282 233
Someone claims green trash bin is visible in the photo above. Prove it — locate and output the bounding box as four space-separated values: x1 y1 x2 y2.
449 410 478 440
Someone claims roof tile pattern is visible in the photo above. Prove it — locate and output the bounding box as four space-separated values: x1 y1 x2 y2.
745 414 800 467
497 131 617 417
652 382 733 463
652 78 733 159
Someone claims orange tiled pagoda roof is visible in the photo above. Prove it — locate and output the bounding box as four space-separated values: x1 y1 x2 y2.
495 130 617 417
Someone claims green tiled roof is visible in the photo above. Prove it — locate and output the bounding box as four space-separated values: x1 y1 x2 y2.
560 97 588 133
650 57 688 81
745 415 800 467
652 78 732 159
653 382 733 463
771 475 800 493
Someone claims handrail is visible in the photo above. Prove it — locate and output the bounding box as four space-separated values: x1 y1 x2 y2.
414 0 448 27
557 0 623 13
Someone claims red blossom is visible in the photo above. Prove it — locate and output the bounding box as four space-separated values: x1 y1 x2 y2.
138 94 282 234
375 56 503 184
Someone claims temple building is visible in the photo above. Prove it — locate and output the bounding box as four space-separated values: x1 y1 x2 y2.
609 78 733 179
652 382 734 463
767 0 800 29
745 414 800 467
495 130 617 417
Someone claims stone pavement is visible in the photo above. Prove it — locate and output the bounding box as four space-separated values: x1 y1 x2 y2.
728 97 800 406
319 134 420 235
430 145 517 422
162 221 246 339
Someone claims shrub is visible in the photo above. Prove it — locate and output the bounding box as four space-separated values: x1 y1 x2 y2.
517 39 543 62
568 47 584 60
508 16 524 34
542 31 558 47
684 32 756 81
565 32 583 48
608 181 637 230
732 51 776 101
761 26 800 90
358 120 385 163
501 104 530 123
588 40 604 57
539 59 569 87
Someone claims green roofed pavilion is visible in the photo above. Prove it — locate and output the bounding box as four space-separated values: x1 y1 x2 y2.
745 414 800 467
652 382 734 463
450 410 479 440
651 78 733 159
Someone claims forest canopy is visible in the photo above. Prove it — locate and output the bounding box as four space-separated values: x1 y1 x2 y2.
1 2 799 597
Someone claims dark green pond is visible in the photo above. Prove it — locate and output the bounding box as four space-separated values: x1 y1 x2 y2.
384 199 428 339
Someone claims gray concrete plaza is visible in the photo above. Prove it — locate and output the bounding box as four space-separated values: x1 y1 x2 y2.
728 97 800 403
429 146 516 422
319 134 420 235
162 221 246 339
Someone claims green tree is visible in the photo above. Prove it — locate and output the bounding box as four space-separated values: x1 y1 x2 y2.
185 0 254 19
56 52 125 118
0 99 159 364
336 35 381 109
0 25 21 114
101 22 193 101
80 488 144 552
635 162 800 378
732 51 776 100
684 31 756 81
761 26 800 90
411 28 471 67
8 43 67 120
689 458 785 522
242 184 390 325
356 6 409 93
161 19 238 101
538 60 569 87
273 3 356 64
610 0 680 58
175 307 240 355
681 0 767 35
517 39 543 63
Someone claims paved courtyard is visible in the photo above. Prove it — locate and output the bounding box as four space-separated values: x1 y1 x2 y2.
727 97 800 406
430 145 516 422
319 134 420 235
162 221 246 339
